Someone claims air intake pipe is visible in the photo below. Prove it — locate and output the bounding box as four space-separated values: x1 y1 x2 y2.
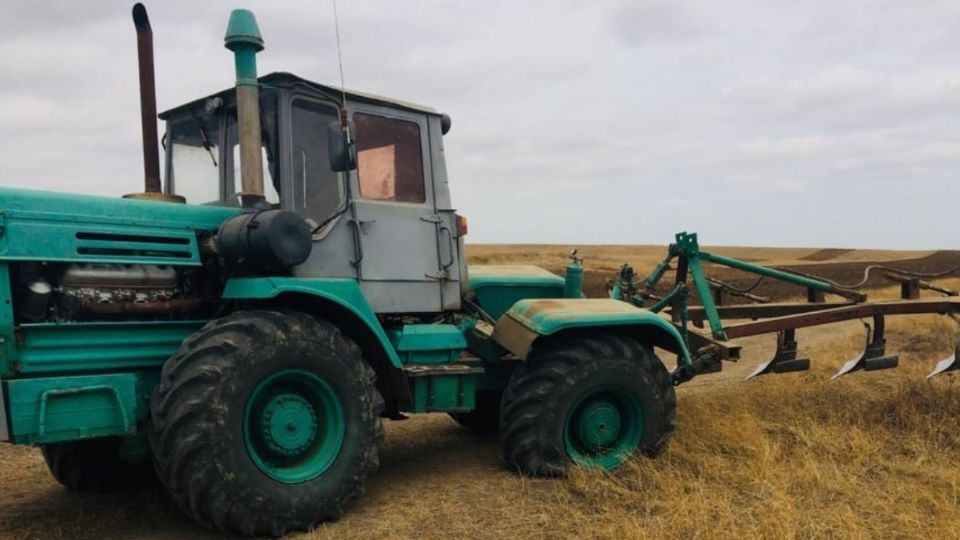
224 9 267 208
216 9 311 272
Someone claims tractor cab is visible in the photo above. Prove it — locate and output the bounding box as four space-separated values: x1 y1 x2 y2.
159 73 466 313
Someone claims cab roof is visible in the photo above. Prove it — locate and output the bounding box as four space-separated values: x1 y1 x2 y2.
159 71 438 120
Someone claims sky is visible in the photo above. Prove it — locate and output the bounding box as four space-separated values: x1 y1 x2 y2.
1 0 959 249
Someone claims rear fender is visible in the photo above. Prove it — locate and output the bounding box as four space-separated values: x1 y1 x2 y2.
491 298 691 365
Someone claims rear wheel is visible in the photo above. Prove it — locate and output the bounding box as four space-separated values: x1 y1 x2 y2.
499 333 676 476
149 311 383 537
41 437 156 493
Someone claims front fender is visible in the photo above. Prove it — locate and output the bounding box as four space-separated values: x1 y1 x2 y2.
222 277 402 369
491 298 691 364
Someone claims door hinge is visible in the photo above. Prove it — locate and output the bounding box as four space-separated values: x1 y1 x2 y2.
424 270 450 281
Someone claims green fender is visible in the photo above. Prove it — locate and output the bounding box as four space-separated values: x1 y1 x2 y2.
221 277 402 368
491 298 691 365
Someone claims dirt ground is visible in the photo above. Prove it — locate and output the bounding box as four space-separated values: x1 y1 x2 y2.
2 245 960 539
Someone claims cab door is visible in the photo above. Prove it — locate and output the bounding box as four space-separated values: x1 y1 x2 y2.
349 106 443 313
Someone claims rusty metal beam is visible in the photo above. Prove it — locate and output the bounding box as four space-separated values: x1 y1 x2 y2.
719 297 960 339
679 302 855 321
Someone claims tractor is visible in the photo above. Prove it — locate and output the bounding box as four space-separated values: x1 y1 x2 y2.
0 6 683 536
4 5 959 538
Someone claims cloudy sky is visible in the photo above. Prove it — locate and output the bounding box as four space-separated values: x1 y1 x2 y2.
2 1 959 248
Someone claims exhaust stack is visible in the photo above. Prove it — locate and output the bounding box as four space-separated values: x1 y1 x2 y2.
224 9 266 208
125 3 183 202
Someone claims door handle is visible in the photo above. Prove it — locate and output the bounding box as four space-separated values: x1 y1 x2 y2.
439 225 455 269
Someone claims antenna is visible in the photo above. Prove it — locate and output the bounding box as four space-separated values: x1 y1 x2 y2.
331 0 350 140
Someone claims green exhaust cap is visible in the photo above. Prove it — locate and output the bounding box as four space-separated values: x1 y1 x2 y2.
224 9 264 52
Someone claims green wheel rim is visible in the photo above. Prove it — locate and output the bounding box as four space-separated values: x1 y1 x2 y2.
243 369 345 483
563 385 644 470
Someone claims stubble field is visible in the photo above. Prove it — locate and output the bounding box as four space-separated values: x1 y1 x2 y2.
1 243 959 539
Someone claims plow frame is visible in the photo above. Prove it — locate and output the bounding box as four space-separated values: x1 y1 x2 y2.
612 232 960 383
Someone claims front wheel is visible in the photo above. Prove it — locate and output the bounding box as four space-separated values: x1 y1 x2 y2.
149 311 384 537
499 333 676 476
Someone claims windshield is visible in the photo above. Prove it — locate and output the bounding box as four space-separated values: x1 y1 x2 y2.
166 98 279 206
167 115 220 204
165 94 346 223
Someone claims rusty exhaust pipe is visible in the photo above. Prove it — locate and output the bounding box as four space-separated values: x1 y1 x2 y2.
125 3 183 203
133 3 160 194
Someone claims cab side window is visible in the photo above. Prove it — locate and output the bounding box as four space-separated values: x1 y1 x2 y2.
354 113 425 203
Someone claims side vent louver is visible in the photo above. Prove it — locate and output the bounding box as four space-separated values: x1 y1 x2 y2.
74 231 198 264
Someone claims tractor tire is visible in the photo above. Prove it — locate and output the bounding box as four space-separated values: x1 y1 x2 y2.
448 390 502 435
499 332 676 477
149 310 384 537
41 437 156 493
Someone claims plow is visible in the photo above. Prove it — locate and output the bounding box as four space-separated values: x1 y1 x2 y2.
0 4 956 537
610 231 960 383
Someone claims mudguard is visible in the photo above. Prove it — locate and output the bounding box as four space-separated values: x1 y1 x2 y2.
491 298 691 364
222 277 402 368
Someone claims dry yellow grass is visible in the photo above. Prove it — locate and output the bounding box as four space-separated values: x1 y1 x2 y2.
0 247 958 539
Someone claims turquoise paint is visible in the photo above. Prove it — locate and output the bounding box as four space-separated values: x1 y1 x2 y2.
467 266 565 320
5 373 139 444
225 10 264 52
221 277 402 368
11 320 206 377
0 187 236 230
563 385 644 471
243 368 344 484
0 188 237 265
225 10 263 87
387 324 466 364
564 256 584 299
0 264 16 372
405 372 477 413
467 266 565 290
504 298 691 364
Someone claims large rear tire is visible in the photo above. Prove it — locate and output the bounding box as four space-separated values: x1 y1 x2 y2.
41 437 156 493
149 310 384 537
499 332 676 476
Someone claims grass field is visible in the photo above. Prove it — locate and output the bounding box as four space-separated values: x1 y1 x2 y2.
1 245 959 539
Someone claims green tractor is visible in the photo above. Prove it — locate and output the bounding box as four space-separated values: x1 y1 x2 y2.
0 5 688 536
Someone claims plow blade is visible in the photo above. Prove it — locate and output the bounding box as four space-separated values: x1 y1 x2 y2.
927 345 960 378
831 317 898 379
744 329 810 380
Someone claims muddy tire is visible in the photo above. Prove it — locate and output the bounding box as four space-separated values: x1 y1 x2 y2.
149 310 384 537
499 332 676 476
41 437 156 493
449 390 502 435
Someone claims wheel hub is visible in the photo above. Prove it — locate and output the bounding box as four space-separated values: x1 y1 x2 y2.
576 401 622 450
260 394 318 457
243 369 346 484
563 386 645 471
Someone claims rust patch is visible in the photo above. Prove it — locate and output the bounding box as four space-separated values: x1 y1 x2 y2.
491 316 539 359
